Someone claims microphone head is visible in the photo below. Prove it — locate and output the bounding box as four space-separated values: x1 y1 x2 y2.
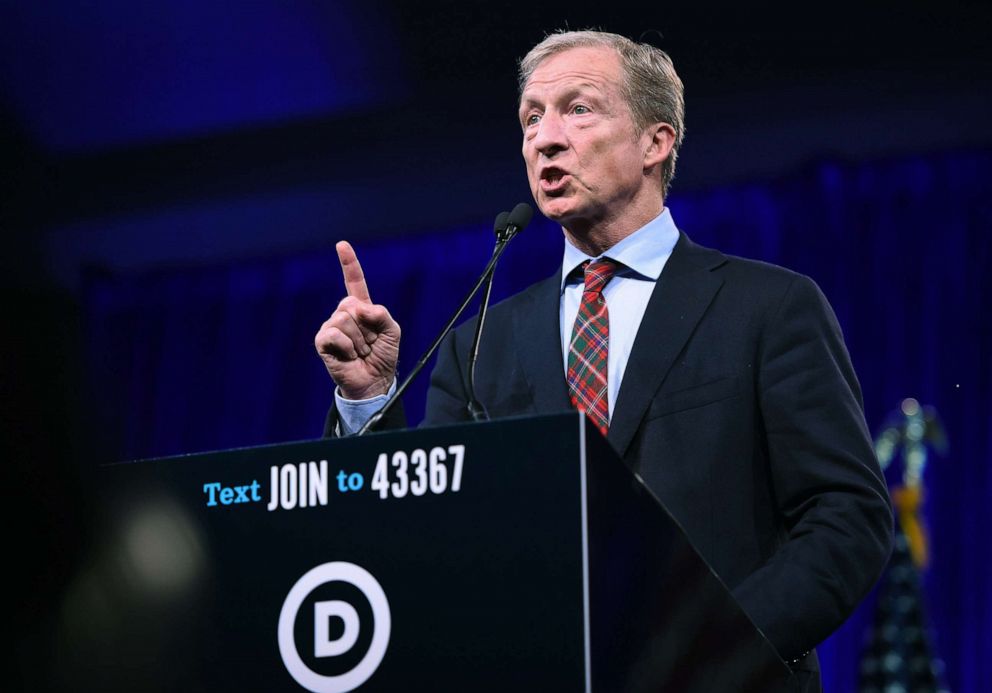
493 211 510 236
507 202 533 232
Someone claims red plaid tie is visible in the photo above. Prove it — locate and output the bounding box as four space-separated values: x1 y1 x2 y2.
567 258 619 437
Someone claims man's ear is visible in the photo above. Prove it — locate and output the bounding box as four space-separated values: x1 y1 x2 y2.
643 122 676 172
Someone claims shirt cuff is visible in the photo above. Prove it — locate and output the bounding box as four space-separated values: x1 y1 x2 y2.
334 379 397 435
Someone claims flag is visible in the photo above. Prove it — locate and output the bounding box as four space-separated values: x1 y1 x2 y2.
858 522 949 693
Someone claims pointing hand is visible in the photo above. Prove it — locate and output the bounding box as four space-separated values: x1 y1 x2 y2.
314 241 401 399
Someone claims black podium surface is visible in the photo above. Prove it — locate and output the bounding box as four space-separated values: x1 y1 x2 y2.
60 413 793 692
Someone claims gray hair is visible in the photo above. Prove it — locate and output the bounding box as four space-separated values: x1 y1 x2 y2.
518 30 686 197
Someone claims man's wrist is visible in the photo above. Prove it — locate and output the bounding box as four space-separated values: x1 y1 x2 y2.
335 378 398 434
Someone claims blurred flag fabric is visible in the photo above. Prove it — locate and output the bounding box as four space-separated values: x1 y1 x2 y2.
859 399 950 693
858 526 949 692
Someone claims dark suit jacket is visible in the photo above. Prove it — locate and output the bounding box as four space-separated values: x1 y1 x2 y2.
326 232 893 683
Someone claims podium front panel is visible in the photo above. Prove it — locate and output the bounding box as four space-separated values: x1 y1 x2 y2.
69 415 589 692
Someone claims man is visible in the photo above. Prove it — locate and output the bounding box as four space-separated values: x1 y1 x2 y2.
315 30 892 689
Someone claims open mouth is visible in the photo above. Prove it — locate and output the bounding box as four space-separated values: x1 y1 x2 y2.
540 167 569 192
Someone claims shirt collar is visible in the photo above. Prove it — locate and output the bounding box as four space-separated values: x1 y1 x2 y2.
560 207 680 292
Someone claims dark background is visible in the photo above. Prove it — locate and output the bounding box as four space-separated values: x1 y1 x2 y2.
4 1 990 691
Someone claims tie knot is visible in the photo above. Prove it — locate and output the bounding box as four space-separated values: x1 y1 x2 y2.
583 258 619 294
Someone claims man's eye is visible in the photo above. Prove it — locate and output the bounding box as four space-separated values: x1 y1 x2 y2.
573 105 590 114
525 114 541 126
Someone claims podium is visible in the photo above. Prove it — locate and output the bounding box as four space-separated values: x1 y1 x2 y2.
69 413 795 692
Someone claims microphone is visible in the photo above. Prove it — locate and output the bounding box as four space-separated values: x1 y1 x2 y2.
501 203 533 241
357 203 533 435
466 204 533 420
493 210 510 236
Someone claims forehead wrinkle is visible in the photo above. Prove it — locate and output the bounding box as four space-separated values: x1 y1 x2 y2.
520 77 616 112
524 68 613 92
523 45 621 89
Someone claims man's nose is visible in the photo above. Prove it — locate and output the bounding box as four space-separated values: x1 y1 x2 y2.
533 111 567 157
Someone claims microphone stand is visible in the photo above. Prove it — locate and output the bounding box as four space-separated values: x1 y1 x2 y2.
466 219 517 421
356 213 525 436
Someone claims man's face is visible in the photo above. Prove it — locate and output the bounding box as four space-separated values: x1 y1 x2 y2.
519 45 655 230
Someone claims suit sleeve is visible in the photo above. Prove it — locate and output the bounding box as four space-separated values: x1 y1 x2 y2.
732 274 893 659
422 330 474 427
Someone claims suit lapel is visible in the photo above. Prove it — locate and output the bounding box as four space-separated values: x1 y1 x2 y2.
513 272 572 413
607 233 728 457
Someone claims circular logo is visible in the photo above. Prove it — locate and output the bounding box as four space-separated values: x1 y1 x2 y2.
278 562 391 693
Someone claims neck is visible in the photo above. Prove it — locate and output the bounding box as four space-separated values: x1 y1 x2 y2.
563 199 665 256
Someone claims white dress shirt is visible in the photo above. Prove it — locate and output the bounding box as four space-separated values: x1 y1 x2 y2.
559 207 679 416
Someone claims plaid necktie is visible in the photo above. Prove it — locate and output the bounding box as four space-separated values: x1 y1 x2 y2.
567 258 619 437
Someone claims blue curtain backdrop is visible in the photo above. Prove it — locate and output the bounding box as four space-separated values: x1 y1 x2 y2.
83 149 991 692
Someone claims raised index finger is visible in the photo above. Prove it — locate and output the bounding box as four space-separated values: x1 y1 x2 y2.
336 241 372 303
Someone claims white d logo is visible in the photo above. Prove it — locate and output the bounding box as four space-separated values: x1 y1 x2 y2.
278 562 391 693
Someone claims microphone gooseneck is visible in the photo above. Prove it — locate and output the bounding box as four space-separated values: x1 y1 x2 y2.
466 203 534 420
357 203 532 435
466 210 510 420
